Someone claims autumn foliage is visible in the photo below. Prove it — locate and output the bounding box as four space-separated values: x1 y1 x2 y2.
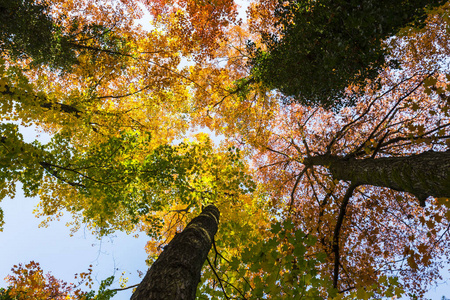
2 261 92 299
1 0 450 299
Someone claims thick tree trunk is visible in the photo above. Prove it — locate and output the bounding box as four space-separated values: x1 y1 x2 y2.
131 204 220 300
304 150 450 206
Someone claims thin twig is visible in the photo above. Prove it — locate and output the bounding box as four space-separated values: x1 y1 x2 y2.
206 256 230 300
110 283 140 292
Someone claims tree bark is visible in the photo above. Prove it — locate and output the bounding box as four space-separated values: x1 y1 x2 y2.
131 204 220 300
304 150 450 206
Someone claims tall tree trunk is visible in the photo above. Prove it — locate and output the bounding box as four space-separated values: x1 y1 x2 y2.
304 150 450 206
131 204 220 300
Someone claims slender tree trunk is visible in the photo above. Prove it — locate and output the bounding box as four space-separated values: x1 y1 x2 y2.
131 204 220 300
304 150 450 206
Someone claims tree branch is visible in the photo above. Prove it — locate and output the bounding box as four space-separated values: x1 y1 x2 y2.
289 167 308 213
332 183 358 288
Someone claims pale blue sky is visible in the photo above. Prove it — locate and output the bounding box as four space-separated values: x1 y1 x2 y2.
0 126 149 299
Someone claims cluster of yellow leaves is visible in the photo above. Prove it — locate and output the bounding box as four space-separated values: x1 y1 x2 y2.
137 134 270 264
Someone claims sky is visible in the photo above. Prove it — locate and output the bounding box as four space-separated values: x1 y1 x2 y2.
0 126 149 299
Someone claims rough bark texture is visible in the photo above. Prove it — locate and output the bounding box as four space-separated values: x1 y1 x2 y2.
131 204 220 300
304 150 450 206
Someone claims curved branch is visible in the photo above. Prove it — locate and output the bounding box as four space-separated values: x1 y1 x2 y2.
289 167 309 213
206 256 231 300
332 184 358 288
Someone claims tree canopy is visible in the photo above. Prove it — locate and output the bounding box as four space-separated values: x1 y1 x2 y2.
247 0 447 108
1 0 450 299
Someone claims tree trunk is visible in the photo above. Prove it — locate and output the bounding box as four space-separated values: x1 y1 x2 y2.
131 204 220 300
304 150 450 206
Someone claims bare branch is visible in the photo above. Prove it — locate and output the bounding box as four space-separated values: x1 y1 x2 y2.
332 183 358 288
